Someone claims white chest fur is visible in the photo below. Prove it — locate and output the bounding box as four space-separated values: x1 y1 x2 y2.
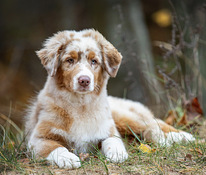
69 114 114 153
66 101 114 153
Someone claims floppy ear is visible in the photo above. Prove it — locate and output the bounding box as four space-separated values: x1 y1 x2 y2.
36 32 67 77
36 48 61 77
89 30 122 77
101 44 122 77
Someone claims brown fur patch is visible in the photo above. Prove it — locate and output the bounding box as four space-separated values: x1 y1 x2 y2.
112 111 147 137
69 51 79 60
35 103 75 157
37 121 67 144
106 48 122 67
55 67 66 89
158 122 179 133
88 51 96 60
55 65 81 91
38 140 64 157
37 122 68 157
93 66 105 95
128 107 179 134
62 65 82 91
83 32 92 38
48 103 74 130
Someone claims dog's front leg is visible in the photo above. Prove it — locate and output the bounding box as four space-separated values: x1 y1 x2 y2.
101 135 128 163
28 138 81 169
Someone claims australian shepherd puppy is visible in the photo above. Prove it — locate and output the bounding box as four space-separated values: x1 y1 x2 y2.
25 29 195 169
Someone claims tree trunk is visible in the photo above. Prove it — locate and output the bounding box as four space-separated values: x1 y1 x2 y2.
105 0 167 117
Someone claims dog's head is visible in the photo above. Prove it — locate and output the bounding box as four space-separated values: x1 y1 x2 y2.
36 29 122 94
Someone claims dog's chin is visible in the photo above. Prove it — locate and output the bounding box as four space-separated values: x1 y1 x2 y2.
74 87 94 95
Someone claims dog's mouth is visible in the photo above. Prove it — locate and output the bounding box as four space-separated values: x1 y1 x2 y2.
75 86 93 94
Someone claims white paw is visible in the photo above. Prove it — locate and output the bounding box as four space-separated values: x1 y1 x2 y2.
102 137 128 163
47 147 81 169
105 148 128 163
166 131 195 145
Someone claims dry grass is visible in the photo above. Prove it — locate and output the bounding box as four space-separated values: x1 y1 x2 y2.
0 114 206 175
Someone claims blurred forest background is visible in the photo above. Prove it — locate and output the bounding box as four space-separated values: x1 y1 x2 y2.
0 0 206 128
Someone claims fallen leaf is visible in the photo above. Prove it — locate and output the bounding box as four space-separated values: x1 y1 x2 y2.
138 143 155 153
165 110 177 125
185 97 203 121
177 111 188 126
191 97 203 115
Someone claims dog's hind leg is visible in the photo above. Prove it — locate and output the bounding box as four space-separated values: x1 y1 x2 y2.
109 96 195 146
155 119 195 146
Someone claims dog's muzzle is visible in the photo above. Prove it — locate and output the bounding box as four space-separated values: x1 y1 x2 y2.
73 65 94 93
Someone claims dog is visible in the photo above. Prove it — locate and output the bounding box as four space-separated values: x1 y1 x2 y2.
25 29 195 169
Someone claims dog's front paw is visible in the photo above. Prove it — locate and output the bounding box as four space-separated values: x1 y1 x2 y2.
47 147 81 169
102 137 128 163
105 148 128 163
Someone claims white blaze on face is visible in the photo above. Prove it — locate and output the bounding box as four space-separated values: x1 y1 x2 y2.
73 63 94 93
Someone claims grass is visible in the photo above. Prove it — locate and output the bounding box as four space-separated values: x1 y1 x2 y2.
0 117 206 175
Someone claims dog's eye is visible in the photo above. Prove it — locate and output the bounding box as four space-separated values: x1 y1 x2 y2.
67 58 74 64
91 59 97 65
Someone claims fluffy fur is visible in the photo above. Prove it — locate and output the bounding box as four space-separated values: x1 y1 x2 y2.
25 29 195 169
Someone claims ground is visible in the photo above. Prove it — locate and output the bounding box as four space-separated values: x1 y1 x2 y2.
0 115 206 175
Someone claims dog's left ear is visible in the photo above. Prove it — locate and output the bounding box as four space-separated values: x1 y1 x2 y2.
91 30 122 77
101 44 122 77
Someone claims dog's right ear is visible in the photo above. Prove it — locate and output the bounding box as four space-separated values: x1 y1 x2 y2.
36 32 68 77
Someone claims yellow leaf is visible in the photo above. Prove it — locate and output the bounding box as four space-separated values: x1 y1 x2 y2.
138 143 155 153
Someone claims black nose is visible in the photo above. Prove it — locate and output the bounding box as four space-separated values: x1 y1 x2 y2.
78 76 91 87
